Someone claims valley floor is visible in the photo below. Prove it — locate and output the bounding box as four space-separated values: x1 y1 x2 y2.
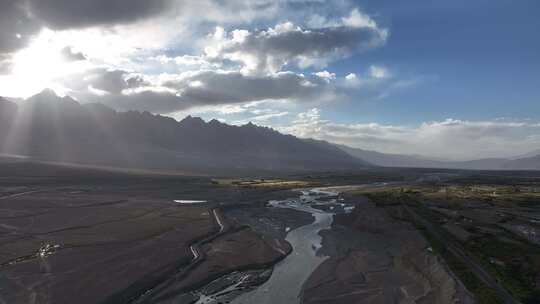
1 158 539 304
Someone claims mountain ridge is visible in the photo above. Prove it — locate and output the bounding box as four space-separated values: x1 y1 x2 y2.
3 90 539 172
0 90 369 172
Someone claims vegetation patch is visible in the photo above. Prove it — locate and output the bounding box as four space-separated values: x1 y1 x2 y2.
360 182 540 304
212 178 315 189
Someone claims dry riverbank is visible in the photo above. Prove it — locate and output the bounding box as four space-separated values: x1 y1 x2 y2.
302 193 475 304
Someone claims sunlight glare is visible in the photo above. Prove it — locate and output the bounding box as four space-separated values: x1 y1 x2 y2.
0 29 90 98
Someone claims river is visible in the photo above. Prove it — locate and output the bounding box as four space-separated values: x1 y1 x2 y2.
231 204 333 304
195 188 344 304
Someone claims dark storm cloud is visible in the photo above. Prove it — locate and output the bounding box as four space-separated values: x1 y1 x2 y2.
0 1 40 54
0 0 175 56
26 0 174 29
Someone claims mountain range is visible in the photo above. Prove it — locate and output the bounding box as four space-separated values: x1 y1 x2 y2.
1 90 539 172
0 90 368 172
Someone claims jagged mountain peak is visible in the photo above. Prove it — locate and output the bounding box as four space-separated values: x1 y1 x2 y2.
180 115 206 125
25 89 79 108
0 100 369 172
35 88 58 97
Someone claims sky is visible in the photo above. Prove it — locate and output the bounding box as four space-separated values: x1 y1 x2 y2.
0 0 539 160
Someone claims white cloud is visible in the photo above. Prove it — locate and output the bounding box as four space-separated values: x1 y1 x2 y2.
343 72 362 88
214 104 249 114
345 73 357 80
342 66 391 89
342 8 379 29
88 85 110 96
204 17 388 74
251 111 290 121
278 109 540 160
369 65 390 79
314 70 336 82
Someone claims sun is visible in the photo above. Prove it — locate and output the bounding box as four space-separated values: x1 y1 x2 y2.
0 29 90 98
13 33 65 77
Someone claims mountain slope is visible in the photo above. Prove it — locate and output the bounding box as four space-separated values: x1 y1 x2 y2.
0 91 368 172
0 97 18 151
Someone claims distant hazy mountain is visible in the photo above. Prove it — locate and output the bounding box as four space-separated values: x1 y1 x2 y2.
0 90 368 172
336 145 449 168
500 155 540 170
337 144 540 171
510 149 540 160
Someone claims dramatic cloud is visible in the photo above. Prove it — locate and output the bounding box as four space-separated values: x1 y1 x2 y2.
0 0 284 57
0 0 395 112
205 15 388 74
1 1 534 160
280 109 540 160
0 0 173 57
0 0 417 124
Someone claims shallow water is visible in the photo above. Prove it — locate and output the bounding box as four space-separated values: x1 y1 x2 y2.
174 200 207 204
192 189 342 304
230 194 335 304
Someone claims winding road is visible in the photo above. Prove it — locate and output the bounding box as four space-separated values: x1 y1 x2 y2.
189 209 225 262
131 207 230 303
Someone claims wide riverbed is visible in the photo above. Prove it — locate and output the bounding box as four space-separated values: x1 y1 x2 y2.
194 187 355 304
231 207 332 303
229 189 341 304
